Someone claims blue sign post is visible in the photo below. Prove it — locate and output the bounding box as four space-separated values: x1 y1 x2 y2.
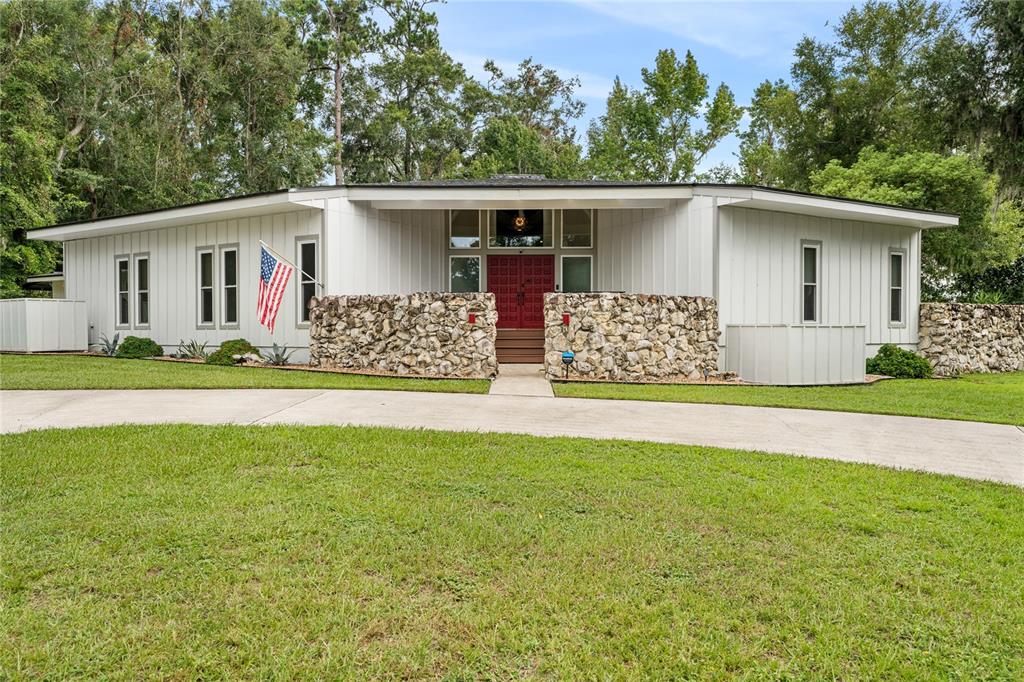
561 350 575 379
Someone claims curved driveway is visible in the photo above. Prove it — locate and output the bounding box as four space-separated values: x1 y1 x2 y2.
2 389 1021 486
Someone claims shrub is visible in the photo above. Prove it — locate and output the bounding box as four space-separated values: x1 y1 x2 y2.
115 336 164 359
98 333 120 357
866 344 932 379
206 338 259 366
175 339 209 360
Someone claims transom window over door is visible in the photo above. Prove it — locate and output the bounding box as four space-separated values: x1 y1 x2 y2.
490 209 552 248
802 242 820 323
889 250 905 324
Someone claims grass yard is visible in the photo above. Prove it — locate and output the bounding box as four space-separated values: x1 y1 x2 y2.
0 354 490 393
554 372 1024 425
3 425 1022 679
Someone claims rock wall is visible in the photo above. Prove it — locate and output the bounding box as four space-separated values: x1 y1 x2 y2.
918 303 1024 376
309 293 498 378
544 293 719 381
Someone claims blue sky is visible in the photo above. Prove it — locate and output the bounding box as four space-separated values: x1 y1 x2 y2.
433 0 862 172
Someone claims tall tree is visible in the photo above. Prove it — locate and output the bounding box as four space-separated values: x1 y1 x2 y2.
587 49 741 182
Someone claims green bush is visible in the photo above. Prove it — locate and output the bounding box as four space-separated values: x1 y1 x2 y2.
206 338 259 366
114 336 164 359
866 344 932 379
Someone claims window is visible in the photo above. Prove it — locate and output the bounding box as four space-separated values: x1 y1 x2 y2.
449 256 480 292
561 256 592 293
115 257 130 327
297 238 318 324
221 247 238 326
562 209 592 248
135 255 149 327
889 251 905 325
450 210 481 248
198 248 214 326
802 242 820 323
490 209 551 247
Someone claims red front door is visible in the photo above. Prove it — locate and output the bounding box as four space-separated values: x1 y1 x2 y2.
487 255 554 329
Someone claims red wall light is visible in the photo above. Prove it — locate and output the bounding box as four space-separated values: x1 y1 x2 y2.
562 312 570 326
468 313 476 324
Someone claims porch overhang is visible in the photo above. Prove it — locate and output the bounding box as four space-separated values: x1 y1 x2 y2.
345 185 689 210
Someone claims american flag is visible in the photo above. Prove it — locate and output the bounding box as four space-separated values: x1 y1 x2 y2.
257 244 293 333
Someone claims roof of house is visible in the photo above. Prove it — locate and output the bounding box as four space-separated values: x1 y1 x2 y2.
28 180 959 241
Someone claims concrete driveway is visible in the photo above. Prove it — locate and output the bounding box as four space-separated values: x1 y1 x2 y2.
1 389 1022 486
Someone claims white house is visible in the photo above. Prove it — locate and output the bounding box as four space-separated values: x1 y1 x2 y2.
28 178 958 383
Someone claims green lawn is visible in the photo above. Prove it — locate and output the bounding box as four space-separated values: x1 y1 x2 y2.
0 354 490 393
3 425 1022 679
554 372 1024 425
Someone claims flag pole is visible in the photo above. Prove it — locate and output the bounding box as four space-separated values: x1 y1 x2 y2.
259 240 324 289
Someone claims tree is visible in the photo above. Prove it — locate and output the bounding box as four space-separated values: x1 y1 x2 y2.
810 147 1024 298
454 116 584 179
587 49 741 182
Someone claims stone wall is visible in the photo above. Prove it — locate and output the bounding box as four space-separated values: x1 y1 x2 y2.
309 293 498 378
918 303 1024 376
544 293 719 381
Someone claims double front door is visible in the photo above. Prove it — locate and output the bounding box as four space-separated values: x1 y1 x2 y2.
487 255 554 329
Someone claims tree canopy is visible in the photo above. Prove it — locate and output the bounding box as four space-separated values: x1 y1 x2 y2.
1 0 1021 301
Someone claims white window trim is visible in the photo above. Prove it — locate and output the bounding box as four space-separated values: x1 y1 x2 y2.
448 209 482 250
889 248 907 328
219 244 239 329
133 252 150 329
561 208 594 249
487 209 555 250
800 240 821 324
196 246 215 329
448 254 482 293
114 255 130 330
560 254 593 293
295 235 320 327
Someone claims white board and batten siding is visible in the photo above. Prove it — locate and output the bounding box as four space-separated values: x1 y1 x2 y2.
594 200 714 296
717 206 920 378
0 299 88 352
724 325 866 385
63 208 323 359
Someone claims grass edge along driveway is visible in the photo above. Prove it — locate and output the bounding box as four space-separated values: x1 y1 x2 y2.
0 353 489 393
3 424 1023 679
553 371 1024 426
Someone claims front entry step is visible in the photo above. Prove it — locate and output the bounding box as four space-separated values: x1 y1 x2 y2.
496 328 544 364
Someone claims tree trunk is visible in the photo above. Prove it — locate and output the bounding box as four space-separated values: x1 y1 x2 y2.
334 63 344 184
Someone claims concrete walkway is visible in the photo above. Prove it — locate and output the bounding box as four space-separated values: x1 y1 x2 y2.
2 389 1021 486
489 364 553 397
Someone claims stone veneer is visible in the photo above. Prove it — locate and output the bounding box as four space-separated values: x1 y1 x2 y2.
309 293 498 378
918 302 1024 376
544 293 720 381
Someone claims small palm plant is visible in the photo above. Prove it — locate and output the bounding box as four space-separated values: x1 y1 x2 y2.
98 333 120 357
263 343 295 366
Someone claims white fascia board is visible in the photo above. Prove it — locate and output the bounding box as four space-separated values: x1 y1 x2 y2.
696 187 958 229
348 186 689 210
28 189 340 242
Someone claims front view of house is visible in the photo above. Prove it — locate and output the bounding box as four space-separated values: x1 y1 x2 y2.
29 178 958 384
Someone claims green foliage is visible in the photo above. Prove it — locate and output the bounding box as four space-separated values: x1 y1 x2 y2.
587 49 742 182
264 343 295 366
968 290 1005 305
98 333 120 357
206 338 259 366
175 339 209 361
866 344 933 379
810 148 1024 296
115 336 164 359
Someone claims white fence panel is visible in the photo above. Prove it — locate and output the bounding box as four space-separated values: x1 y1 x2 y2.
724 324 866 385
0 299 89 352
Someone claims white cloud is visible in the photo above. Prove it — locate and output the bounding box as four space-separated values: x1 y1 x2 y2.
569 0 825 60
